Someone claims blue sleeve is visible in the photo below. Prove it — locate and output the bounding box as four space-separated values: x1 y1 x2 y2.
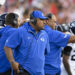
45 34 50 55
5 29 21 48
49 30 70 47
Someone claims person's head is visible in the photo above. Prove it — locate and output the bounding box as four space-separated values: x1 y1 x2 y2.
5 13 19 28
30 10 48 31
46 13 57 30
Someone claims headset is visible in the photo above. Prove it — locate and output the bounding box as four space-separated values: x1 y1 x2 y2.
12 14 18 26
30 11 37 25
5 13 18 27
10 13 18 26
0 13 7 28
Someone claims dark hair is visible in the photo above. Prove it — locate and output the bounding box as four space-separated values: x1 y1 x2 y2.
5 13 19 27
46 13 53 19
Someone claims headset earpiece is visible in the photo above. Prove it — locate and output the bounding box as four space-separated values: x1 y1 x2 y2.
12 14 18 26
31 19 37 25
30 11 37 26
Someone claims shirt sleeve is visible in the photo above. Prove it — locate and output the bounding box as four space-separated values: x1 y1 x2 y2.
49 30 70 47
5 29 21 48
45 34 50 55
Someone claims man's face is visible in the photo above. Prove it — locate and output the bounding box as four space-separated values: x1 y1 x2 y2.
36 18 45 30
47 15 57 30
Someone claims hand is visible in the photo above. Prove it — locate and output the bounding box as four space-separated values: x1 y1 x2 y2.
10 61 20 73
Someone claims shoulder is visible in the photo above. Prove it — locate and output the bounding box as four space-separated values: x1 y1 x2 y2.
41 30 48 35
45 25 52 31
40 30 49 40
21 22 29 27
6 27 17 33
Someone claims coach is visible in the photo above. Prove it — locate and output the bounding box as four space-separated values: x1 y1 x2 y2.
4 10 50 75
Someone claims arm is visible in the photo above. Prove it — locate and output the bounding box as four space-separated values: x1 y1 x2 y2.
4 46 20 73
62 46 72 75
4 30 21 73
4 46 15 63
63 54 72 75
68 35 75 43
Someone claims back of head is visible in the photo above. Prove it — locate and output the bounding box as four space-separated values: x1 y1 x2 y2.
46 13 53 19
46 13 57 30
5 13 19 27
46 13 56 21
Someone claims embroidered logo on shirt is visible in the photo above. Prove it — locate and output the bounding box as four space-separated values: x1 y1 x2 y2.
27 37 31 40
6 40 8 43
40 38 45 42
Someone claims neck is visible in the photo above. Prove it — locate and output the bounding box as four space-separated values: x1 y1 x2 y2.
7 24 18 28
29 22 39 32
48 25 54 30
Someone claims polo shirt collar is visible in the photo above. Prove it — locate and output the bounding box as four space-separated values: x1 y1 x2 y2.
25 22 36 34
5 25 12 28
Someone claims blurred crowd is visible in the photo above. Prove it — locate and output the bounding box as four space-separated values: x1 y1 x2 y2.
0 0 75 75
0 0 75 25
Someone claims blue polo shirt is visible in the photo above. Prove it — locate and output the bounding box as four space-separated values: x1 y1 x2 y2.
0 26 16 73
44 25 70 75
5 22 50 75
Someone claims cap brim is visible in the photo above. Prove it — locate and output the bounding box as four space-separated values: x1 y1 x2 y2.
40 16 48 20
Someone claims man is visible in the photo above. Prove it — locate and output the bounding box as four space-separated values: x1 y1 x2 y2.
46 13 56 30
4 10 50 75
44 13 75 75
0 13 19 75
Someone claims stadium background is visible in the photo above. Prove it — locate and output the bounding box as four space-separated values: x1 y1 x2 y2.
0 0 75 25
0 0 75 75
